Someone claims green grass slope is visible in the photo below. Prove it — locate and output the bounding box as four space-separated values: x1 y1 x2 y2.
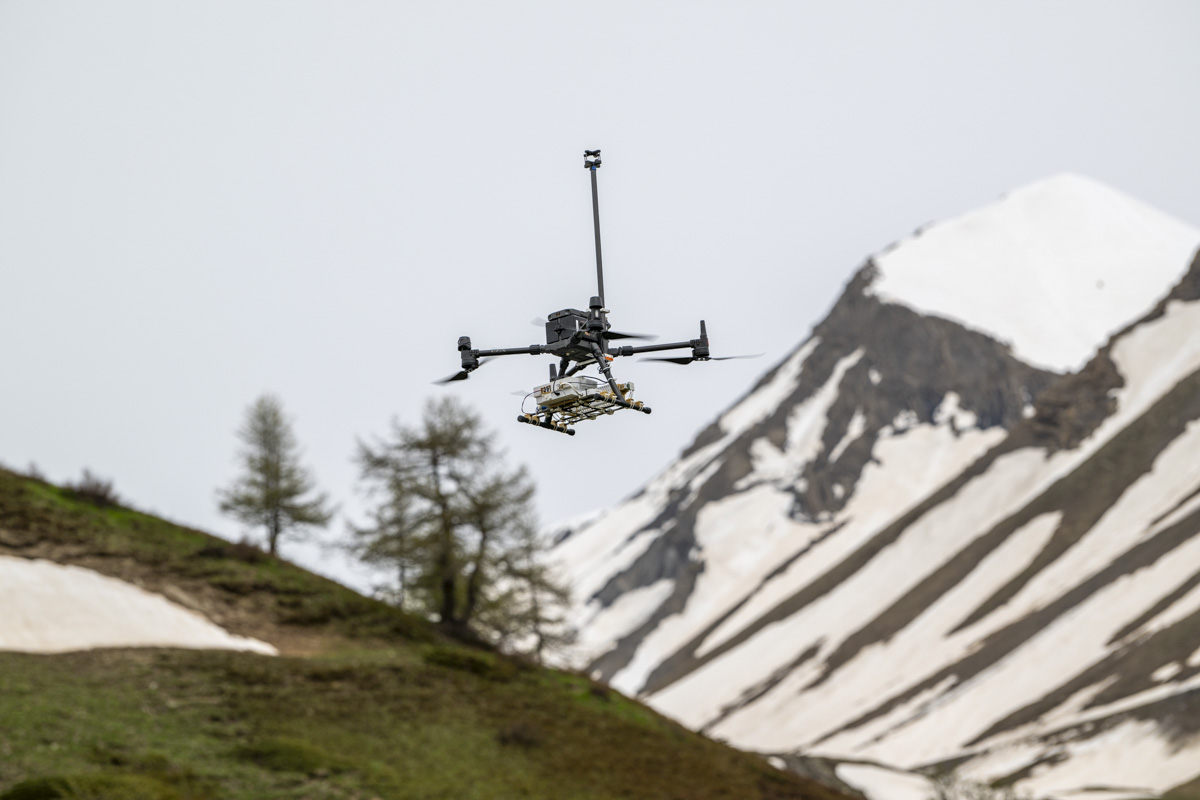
0 468 847 800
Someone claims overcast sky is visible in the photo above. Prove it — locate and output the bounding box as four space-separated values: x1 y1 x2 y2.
2 1 1198 590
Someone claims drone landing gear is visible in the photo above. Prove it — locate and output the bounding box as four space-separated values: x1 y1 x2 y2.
518 377 651 435
517 415 576 436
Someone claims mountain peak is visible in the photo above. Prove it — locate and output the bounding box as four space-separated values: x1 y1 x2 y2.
868 173 1200 372
552 174 1200 799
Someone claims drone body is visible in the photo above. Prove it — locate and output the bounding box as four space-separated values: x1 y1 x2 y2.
440 150 753 436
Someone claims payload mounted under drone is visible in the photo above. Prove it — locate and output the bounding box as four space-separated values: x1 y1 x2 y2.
438 150 756 435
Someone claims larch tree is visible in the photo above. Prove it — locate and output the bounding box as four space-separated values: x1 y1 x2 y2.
217 394 332 556
350 395 571 653
345 472 425 611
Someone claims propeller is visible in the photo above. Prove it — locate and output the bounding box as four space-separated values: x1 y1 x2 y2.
433 357 496 384
605 329 659 341
640 354 763 365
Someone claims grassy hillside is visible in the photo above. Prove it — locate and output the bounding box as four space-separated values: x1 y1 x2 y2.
0 468 847 800
1166 776 1200 800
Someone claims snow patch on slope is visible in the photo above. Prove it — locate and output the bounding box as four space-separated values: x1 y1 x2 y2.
963 716 1200 800
870 174 1200 372
552 438 726 606
829 408 867 464
698 421 1007 661
719 338 819 438
738 349 864 490
574 579 676 659
0 556 276 655
836 763 936 800
702 400 1200 771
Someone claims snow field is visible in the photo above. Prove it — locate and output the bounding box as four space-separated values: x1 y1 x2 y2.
834 763 938 800
962 716 1200 800
553 338 822 672
716 412 1200 760
652 445 1062 739
604 372 1009 698
0 556 276 655
662 388 1200 784
698 419 1007 662
718 338 819 439
552 436 728 604
870 174 1200 373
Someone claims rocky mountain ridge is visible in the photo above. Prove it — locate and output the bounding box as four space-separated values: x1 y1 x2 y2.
551 174 1200 799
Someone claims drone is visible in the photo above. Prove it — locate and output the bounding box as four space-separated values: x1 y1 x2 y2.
438 149 756 436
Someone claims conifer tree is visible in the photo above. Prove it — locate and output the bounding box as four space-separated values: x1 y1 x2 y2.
351 396 570 652
218 394 332 556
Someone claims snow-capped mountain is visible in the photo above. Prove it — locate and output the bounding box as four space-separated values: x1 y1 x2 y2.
551 174 1200 799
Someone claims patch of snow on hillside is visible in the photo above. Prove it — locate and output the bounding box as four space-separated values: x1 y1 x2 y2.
0 556 276 655
835 763 936 800
1128 571 1200 641
812 511 1064 749
1148 483 1200 536
1108 300 1200 429
1152 662 1183 682
718 338 818 438
698 445 1099 750
556 524 663 607
741 349 864 489
787 350 864 459
1016 718 1198 800
870 174 1200 372
655 446 1062 739
608 484 798 695
829 409 867 463
553 438 728 603
713 509 1063 757
853 526 1200 768
933 392 978 432
698 421 1007 662
571 579 676 665
553 338 828 613
987 418 1200 639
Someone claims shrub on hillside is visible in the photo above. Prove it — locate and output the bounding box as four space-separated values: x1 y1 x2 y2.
424 644 516 681
193 537 268 564
233 736 352 776
496 719 543 748
66 469 121 508
0 771 204 800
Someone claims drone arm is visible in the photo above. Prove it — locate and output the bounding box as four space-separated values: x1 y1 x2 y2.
610 339 698 356
610 320 711 360
443 336 546 382
473 345 546 357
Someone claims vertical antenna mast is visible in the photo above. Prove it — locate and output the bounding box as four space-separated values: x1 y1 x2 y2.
584 149 604 305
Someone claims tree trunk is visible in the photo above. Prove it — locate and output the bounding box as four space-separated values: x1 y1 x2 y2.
269 506 280 555
397 561 406 611
430 453 459 626
462 523 492 627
